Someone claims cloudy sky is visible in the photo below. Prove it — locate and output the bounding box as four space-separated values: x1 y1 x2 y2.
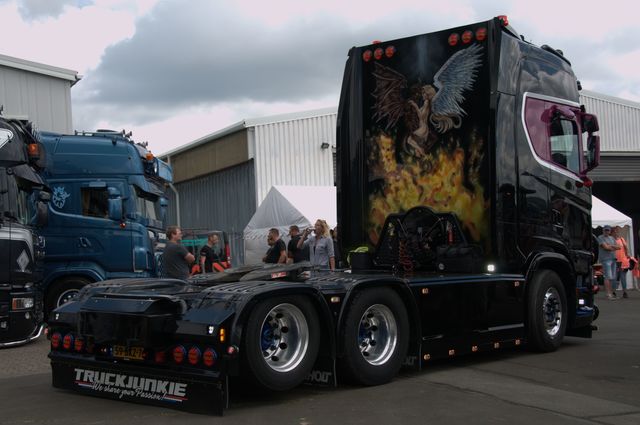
3 0 639 154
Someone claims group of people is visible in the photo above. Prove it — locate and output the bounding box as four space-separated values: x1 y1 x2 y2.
162 226 227 280
262 220 339 271
597 225 638 300
161 220 340 280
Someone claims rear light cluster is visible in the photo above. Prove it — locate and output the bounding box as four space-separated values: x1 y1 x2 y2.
51 332 219 369
50 332 94 353
448 27 487 46
165 345 218 367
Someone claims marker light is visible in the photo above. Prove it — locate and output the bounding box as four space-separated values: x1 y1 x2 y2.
173 345 186 364
374 48 383 60
74 337 84 352
219 328 226 343
448 33 459 46
385 45 396 58
188 347 201 365
476 27 487 41
498 15 509 26
27 143 40 158
145 152 154 161
51 332 62 349
203 348 217 367
154 351 166 364
63 334 74 350
362 50 373 62
462 30 473 44
487 264 496 273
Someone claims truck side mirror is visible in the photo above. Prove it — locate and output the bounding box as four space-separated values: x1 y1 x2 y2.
581 113 599 133
582 134 600 174
107 186 123 221
159 196 168 223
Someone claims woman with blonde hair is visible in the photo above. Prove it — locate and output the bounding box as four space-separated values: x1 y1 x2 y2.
298 219 335 270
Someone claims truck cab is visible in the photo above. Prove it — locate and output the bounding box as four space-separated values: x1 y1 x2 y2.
38 130 172 314
0 115 48 346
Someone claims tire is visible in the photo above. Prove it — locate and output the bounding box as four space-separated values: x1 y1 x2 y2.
45 276 92 317
526 270 567 352
340 287 409 386
242 296 320 391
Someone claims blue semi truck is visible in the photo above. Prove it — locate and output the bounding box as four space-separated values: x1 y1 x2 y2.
38 129 172 315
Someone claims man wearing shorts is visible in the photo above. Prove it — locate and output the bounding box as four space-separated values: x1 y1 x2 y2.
598 225 621 300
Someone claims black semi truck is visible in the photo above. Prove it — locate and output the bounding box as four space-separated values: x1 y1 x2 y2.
0 114 48 347
47 16 600 414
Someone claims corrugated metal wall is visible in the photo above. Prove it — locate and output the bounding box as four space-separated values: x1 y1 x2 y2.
0 65 73 133
252 113 336 204
580 90 640 152
169 160 256 265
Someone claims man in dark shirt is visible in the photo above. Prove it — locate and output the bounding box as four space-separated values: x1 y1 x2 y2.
200 233 225 273
263 228 287 264
287 225 307 263
162 226 195 279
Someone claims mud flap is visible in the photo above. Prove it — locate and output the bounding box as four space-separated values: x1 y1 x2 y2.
50 356 228 415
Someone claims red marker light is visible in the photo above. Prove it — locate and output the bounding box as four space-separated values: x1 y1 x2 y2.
476 27 487 41
173 345 186 364
203 348 217 367
51 332 62 349
498 15 509 26
362 50 373 62
371 40 382 44
63 334 74 350
188 347 201 365
385 45 396 58
462 30 473 44
448 33 459 46
374 48 383 60
154 351 166 363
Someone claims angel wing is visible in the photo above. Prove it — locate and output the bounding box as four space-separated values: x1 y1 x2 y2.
372 62 409 132
430 44 484 132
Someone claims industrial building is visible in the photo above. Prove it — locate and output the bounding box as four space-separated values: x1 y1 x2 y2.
161 108 336 264
163 90 640 264
0 53 79 133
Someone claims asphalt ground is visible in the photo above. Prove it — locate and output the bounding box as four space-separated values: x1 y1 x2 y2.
1 289 639 425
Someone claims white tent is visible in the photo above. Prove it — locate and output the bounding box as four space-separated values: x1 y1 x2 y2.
243 185 337 264
592 196 635 289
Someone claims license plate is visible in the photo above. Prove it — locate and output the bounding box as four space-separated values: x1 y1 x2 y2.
113 345 145 360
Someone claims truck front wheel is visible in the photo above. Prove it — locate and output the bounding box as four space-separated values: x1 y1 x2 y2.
340 287 409 386
243 296 320 391
45 277 92 317
526 270 567 352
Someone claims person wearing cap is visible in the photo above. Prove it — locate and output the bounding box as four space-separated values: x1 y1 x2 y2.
597 225 621 300
287 225 307 263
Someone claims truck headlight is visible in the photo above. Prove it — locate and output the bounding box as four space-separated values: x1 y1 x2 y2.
12 297 35 310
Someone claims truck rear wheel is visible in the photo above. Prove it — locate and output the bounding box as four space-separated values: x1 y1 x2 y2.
243 296 320 391
46 277 91 317
527 270 567 352
340 287 409 386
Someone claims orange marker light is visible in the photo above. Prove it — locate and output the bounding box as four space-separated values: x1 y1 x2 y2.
219 328 226 343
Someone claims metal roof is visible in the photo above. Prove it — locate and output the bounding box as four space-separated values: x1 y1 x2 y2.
0 53 81 85
160 107 337 158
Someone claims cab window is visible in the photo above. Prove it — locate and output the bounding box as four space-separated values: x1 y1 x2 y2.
549 117 580 174
81 187 108 218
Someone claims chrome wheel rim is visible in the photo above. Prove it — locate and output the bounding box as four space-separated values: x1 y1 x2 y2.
543 287 563 337
57 289 79 307
259 303 309 372
358 304 398 365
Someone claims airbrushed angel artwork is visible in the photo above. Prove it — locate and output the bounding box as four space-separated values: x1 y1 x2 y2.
365 43 491 248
